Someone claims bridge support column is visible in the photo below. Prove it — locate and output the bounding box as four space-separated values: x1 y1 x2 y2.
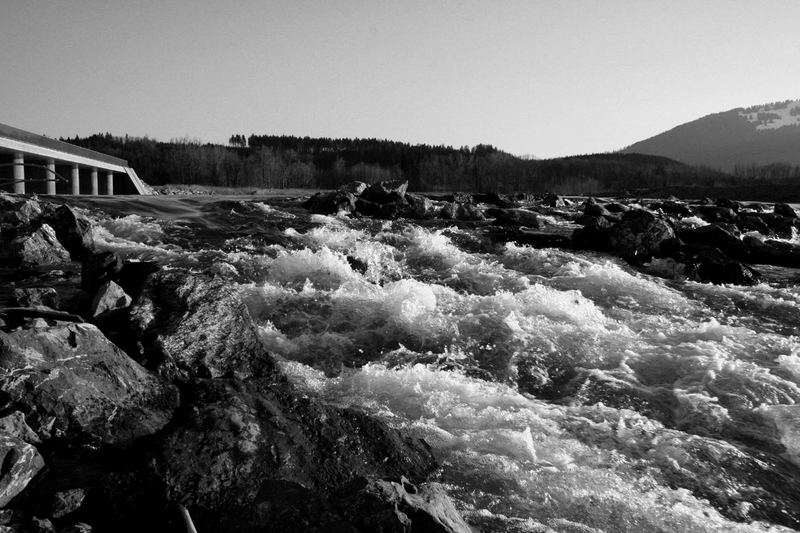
90 167 98 195
45 159 56 195
71 164 80 195
106 171 113 195
13 153 24 194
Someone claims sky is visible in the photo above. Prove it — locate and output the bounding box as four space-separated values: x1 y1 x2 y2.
1 0 799 158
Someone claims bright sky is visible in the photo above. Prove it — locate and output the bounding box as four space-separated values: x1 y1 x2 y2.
1 0 799 158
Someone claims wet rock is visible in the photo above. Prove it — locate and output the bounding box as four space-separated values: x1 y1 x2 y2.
151 378 437 532
715 198 741 212
695 205 737 223
0 413 40 445
116 261 160 300
438 202 457 220
339 181 368 196
571 215 614 251
744 237 800 268
403 193 437 219
6 225 71 267
89 281 131 319
128 270 276 381
472 192 513 207
539 192 565 207
44 206 95 260
59 523 92 533
687 256 760 286
583 198 611 217
678 224 747 259
355 196 406 219
49 488 86 518
607 209 675 259
0 322 178 445
28 517 55 533
650 199 694 217
738 214 771 235
360 180 409 204
454 202 484 221
9 289 59 310
490 208 541 228
604 202 630 214
80 251 121 294
750 212 798 238
774 202 797 218
0 435 44 508
0 195 42 227
302 191 356 215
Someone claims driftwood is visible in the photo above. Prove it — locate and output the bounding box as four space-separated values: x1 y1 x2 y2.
178 504 198 533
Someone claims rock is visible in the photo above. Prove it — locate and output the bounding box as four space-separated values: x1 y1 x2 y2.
738 215 771 235
0 322 178 445
571 215 614 251
472 192 512 206
302 191 356 215
696 205 737 223
490 208 541 228
750 213 798 238
28 518 55 533
0 195 42 227
0 435 44 508
355 196 406 219
688 257 760 286
0 412 40 444
402 193 437 219
328 477 472 533
650 200 694 217
540 192 565 208
604 202 630 214
81 251 122 294
360 180 409 204
454 202 484 221
583 198 611 217
745 237 800 268
607 209 675 259
59 523 92 533
128 270 276 381
90 281 131 319
678 224 747 259
339 181 368 196
9 288 60 310
6 225 71 267
774 202 797 218
151 378 437 532
116 261 160 300
44 206 95 260
715 198 741 212
438 202 457 220
50 488 86 518
504 231 571 249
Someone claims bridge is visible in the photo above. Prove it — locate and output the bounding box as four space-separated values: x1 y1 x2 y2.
0 122 151 195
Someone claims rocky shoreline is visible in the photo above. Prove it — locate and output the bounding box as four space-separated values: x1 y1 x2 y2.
3 183 800 532
0 192 471 533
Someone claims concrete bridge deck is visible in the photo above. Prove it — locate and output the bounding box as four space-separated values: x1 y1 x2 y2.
0 122 150 195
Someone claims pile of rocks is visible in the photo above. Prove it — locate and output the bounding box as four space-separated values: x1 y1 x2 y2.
0 193 470 533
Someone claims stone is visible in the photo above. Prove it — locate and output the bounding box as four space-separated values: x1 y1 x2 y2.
490 208 541 228
302 191 356 215
0 412 40 444
678 224 747 259
774 202 797 218
571 215 614 252
0 435 44 508
688 257 760 286
696 205 737 223
81 251 122 294
44 205 95 260
28 518 55 533
0 195 42 227
360 180 409 204
50 488 86 518
59 524 92 533
403 193 437 219
454 202 485 221
0 322 178 445
9 288 60 310
540 192 565 207
607 209 675 259
7 224 71 267
90 281 132 319
127 270 276 381
339 181 368 196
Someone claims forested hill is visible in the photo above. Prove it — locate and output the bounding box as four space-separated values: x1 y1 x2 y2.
64 133 731 194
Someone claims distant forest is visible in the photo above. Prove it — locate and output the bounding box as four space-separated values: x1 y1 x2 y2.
64 133 745 194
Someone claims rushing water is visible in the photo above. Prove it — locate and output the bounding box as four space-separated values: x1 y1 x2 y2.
68 195 800 532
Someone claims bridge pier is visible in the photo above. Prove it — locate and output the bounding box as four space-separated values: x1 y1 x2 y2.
46 159 56 195
13 153 24 194
71 164 80 195
90 167 98 195
106 170 114 195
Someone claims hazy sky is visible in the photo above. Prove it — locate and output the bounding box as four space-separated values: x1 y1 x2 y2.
1 0 799 158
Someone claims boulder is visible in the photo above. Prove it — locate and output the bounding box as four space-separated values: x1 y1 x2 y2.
9 289 60 310
44 206 95 260
583 199 611 217
127 270 276 381
454 202 484 221
715 198 741 212
745 237 800 268
750 213 798 238
490 208 540 228
649 200 693 217
49 488 86 518
687 257 760 286
402 193 437 219
571 215 614 251
774 202 797 218
90 281 132 319
0 413 39 445
6 225 71 267
0 436 44 508
339 181 368 196
539 192 565 208
81 251 122 294
607 209 675 259
678 224 747 259
0 195 42 228
361 180 409 204
0 322 178 445
695 205 737 224
302 191 356 215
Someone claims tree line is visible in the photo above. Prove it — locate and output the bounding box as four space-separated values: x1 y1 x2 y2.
64 133 739 194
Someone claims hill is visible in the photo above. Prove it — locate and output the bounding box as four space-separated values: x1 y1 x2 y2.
622 99 800 175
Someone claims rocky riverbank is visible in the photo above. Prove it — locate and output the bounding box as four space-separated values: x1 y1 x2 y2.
0 192 471 533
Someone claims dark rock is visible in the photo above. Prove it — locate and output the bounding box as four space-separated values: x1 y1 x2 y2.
0 322 178 445
355 195 406 219
744 237 800 268
6 225 71 267
0 308 84 329
303 191 356 215
361 180 409 204
0 435 44 507
678 224 747 259
650 199 694 217
49 488 86 518
59 523 92 533
604 202 630 214
696 205 737 224
490 208 540 228
738 215 771 235
744 202 766 213
774 203 797 218
472 192 512 206
715 198 741 212
750 213 798 238
402 193 437 219
80 251 121 294
583 198 611 217
339 181 368 196
0 412 40 445
571 215 614 251
128 270 276 381
454 203 484 221
607 209 675 259
45 206 95 260
0 195 42 227
28 517 55 533
540 192 565 208
688 257 760 286
116 261 160 300
438 203 457 220
9 289 60 310
89 281 131 319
